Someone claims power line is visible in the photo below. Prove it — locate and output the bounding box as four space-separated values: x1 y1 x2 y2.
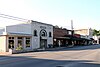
0 13 30 22
0 13 28 20
0 15 27 22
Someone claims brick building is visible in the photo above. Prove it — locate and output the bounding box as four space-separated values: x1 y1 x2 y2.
53 27 73 47
53 27 91 47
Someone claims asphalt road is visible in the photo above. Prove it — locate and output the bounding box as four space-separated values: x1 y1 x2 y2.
0 45 100 67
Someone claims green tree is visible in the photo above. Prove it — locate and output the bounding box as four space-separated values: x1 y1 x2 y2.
92 29 100 44
93 29 100 36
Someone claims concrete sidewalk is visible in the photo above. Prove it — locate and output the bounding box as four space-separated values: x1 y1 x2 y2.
45 47 66 51
36 47 67 52
0 52 12 55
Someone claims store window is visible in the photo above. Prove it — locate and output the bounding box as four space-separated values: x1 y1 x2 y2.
8 37 14 49
26 37 31 47
34 30 37 36
17 37 23 50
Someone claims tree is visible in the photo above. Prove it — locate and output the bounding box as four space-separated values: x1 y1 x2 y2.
93 29 100 44
93 29 100 36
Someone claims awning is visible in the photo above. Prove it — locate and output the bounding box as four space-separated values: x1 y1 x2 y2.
54 35 91 41
71 37 91 41
55 37 71 39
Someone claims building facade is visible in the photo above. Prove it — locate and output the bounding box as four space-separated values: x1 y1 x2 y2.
93 36 100 44
53 27 92 47
74 28 93 39
53 27 76 47
53 27 69 47
74 28 93 44
0 20 53 53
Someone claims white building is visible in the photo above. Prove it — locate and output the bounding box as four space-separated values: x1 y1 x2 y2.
93 36 100 44
0 20 53 54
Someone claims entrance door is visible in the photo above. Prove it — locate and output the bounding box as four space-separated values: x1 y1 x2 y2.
40 29 47 49
40 39 47 48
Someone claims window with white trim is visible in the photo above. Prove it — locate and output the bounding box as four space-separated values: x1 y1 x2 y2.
26 37 31 47
8 37 14 49
17 37 23 49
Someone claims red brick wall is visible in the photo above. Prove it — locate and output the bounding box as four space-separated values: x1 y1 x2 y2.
53 28 68 38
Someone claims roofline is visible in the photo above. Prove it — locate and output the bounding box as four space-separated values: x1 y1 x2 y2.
74 28 93 31
53 27 72 31
31 20 53 26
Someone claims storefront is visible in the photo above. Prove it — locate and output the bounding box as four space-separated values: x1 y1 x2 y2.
0 20 53 54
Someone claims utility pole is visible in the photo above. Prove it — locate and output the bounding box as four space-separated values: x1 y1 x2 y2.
71 20 74 47
71 20 74 35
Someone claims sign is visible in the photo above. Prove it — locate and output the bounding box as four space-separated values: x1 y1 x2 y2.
40 26 46 29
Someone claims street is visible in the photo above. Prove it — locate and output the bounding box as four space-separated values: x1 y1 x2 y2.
0 45 100 67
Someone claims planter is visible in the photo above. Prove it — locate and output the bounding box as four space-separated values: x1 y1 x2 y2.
12 50 25 53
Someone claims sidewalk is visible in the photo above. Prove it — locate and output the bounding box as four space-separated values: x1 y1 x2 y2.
36 47 67 52
45 47 66 51
0 52 12 55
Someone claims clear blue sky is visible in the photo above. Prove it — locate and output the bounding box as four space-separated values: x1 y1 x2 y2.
0 0 100 30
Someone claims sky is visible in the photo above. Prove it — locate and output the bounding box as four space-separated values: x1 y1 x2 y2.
0 0 100 30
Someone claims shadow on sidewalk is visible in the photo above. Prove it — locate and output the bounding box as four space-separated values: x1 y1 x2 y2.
45 45 100 52
0 55 100 67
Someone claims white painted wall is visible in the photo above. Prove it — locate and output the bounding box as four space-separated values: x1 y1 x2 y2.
0 21 53 51
88 28 93 39
93 36 98 40
0 28 5 35
80 35 87 38
31 21 53 49
6 23 32 34
0 36 6 52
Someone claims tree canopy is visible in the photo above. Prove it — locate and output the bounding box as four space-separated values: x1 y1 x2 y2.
93 29 100 36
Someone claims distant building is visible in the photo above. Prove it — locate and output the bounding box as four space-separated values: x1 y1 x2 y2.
74 28 93 39
74 28 93 44
93 36 100 44
0 20 53 54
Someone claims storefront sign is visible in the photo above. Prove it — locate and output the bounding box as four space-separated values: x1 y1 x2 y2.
40 26 46 29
